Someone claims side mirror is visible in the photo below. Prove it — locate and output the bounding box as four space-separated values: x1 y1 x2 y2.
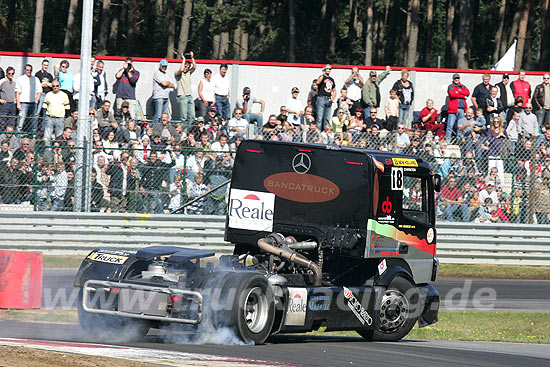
433 174 441 192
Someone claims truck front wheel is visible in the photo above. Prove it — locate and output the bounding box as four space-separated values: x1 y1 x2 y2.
358 276 419 342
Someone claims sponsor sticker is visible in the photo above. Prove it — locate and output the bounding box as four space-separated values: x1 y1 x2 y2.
264 172 340 203
378 259 387 275
87 252 128 265
391 167 404 190
376 214 395 225
343 287 373 326
308 295 331 311
228 189 275 232
427 228 435 243
284 288 308 326
381 196 393 214
391 158 418 167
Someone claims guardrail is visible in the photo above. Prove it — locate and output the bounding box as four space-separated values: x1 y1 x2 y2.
1 212 549 265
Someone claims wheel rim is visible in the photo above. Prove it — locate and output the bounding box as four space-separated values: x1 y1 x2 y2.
379 289 409 333
243 286 269 334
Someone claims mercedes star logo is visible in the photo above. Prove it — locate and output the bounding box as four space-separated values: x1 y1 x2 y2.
292 153 311 174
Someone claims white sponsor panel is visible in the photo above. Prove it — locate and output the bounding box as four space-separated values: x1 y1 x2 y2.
284 287 308 326
343 287 373 326
87 252 128 265
228 189 275 232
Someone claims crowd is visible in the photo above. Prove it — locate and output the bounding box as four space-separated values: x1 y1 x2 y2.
0 58 550 221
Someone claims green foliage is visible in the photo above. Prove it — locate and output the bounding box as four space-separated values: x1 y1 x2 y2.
0 0 545 69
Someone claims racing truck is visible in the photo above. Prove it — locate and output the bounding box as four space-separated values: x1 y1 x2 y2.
75 140 441 344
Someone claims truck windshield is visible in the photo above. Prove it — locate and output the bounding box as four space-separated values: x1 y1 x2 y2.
402 175 430 225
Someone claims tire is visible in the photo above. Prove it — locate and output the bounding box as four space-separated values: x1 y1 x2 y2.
358 276 419 342
77 288 151 342
206 272 275 345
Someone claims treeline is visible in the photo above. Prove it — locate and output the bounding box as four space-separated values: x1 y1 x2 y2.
0 0 548 70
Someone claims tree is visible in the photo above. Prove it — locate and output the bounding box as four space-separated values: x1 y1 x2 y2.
492 0 507 64
288 0 296 62
540 0 550 69
97 0 112 55
457 0 473 68
63 0 79 54
165 0 176 58
33 0 45 53
178 0 193 55
364 0 373 65
406 0 420 67
445 0 457 67
515 0 530 70
423 0 434 66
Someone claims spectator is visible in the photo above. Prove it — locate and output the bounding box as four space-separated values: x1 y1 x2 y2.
385 89 399 131
537 126 550 149
302 121 322 144
510 187 527 223
506 111 521 150
140 150 175 213
114 101 132 128
392 69 414 127
0 141 11 164
471 73 492 119
152 113 180 144
0 66 17 131
331 109 349 138
437 153 459 180
506 96 524 123
35 59 54 120
445 73 470 142
211 133 230 159
457 107 476 153
279 120 299 142
54 60 74 112
175 52 196 131
152 59 174 126
95 100 117 137
485 86 504 123
440 176 469 222
185 149 206 182
90 170 104 212
286 87 303 128
335 87 352 117
487 116 508 184
419 99 445 138
135 136 151 164
103 130 120 161
307 79 318 115
65 109 78 130
299 105 316 129
362 66 391 116
114 58 139 118
535 178 550 224
485 166 502 188
36 163 52 211
364 107 386 132
212 64 230 121
511 69 532 105
49 163 68 211
62 169 75 211
61 140 77 168
43 80 70 145
72 67 95 107
197 68 215 119
91 60 108 109
227 108 248 139
344 67 364 113
236 87 265 126
348 107 365 133
532 73 550 126
107 152 130 213
0 157 24 203
168 174 184 212
315 64 336 130
395 124 410 153
496 73 515 113
276 105 288 125
479 182 498 204
520 103 539 138
121 119 141 147
403 137 422 156
186 173 209 215
262 114 282 138
15 64 42 132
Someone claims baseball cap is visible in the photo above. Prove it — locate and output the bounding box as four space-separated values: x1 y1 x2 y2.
291 87 299 93
452 73 460 79
236 132 245 138
503 73 509 79
196 116 205 123
369 71 377 77
121 101 130 108
243 87 251 94
160 59 168 67
208 106 218 112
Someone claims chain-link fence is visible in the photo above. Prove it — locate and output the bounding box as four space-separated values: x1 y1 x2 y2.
1 114 549 224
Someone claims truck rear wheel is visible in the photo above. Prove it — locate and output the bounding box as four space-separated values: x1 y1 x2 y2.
207 272 275 344
77 289 151 341
358 276 419 342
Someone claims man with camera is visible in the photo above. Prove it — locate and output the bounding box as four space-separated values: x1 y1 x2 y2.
235 86 265 126
115 57 140 119
315 64 336 130
175 52 196 131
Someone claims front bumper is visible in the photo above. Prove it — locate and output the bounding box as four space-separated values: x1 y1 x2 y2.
417 283 440 328
82 280 203 324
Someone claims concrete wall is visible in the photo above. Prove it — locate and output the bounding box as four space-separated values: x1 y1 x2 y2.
0 53 546 120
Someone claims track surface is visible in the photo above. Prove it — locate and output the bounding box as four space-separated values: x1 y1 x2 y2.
44 269 550 311
0 320 548 367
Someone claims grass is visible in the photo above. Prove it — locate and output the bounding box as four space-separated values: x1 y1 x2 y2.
438 264 550 280
0 309 77 324
43 256 84 269
306 312 550 344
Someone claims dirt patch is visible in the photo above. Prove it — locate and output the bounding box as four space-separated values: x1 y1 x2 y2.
0 346 162 367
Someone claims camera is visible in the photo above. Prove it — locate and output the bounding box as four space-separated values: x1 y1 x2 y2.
126 63 132 70
243 95 250 102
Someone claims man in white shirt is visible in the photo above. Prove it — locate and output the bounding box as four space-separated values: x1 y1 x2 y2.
479 183 498 205
212 63 230 121
227 108 248 139
210 133 230 160
15 64 42 132
519 103 539 138
152 59 175 126
285 87 303 127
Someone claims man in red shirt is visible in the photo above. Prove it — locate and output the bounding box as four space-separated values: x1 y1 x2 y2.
440 176 470 222
511 69 532 105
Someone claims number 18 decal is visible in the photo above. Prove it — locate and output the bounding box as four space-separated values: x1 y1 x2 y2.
391 167 404 190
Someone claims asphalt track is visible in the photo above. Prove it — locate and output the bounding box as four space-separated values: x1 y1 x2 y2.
43 269 550 312
0 320 549 366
